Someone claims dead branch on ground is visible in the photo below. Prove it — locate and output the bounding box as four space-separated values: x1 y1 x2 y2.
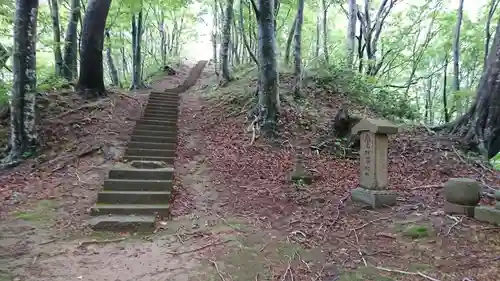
77 237 127 248
164 240 232 256
376 266 441 281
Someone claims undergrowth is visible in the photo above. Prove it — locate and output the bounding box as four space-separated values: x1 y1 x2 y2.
310 64 419 120
205 63 420 122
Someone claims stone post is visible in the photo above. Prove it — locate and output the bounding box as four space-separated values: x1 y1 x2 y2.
350 118 399 208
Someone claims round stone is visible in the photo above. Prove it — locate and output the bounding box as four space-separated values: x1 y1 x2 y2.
444 178 481 206
494 190 500 201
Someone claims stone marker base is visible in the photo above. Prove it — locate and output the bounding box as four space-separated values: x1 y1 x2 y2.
474 206 500 225
444 201 475 217
351 187 397 208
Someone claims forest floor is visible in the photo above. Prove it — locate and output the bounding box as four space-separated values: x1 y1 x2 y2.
0 62 500 281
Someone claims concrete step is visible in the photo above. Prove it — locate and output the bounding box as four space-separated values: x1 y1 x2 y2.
130 135 177 144
108 167 173 180
134 124 176 132
97 190 171 204
122 155 175 164
132 129 177 138
128 141 176 150
125 148 175 158
88 215 156 231
103 178 173 191
136 119 177 127
91 204 170 216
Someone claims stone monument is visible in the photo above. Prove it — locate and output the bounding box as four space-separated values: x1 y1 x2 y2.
350 118 399 208
443 178 481 217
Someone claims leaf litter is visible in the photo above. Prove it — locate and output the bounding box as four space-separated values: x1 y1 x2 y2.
0 64 499 281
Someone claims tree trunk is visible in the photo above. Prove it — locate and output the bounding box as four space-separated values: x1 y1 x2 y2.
346 0 356 68
239 0 258 65
321 0 329 63
293 0 305 98
130 6 146 90
452 20 500 159
220 0 234 82
105 29 120 87
120 31 128 79
212 0 219 76
48 0 63 76
62 0 80 81
284 17 296 65
3 0 39 167
443 55 450 123
315 13 320 58
451 0 464 94
160 10 167 66
484 0 499 71
257 0 279 137
76 0 112 99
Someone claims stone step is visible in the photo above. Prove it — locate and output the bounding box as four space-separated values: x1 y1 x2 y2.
136 119 177 127
108 167 174 180
144 107 178 113
128 141 176 150
130 135 177 144
132 129 177 138
143 107 178 113
134 124 176 132
145 105 178 112
146 101 179 106
97 190 171 204
150 91 179 97
144 106 178 112
125 148 175 158
88 215 156 231
122 155 175 164
103 178 173 191
142 113 178 120
148 98 179 104
91 204 170 216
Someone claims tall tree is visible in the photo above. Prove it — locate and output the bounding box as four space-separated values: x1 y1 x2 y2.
293 0 305 98
105 29 120 87
346 0 356 68
220 0 234 83
251 0 280 137
48 0 63 76
451 0 464 96
484 0 499 70
3 0 39 167
62 0 80 81
76 0 112 99
321 0 329 63
130 2 146 90
450 20 500 159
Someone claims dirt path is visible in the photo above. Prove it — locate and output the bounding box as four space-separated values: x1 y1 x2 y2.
0 65 325 281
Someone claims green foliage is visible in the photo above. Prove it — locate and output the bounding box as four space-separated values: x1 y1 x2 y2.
310 63 419 120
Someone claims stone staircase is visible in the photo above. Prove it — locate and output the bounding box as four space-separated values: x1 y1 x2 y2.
88 61 207 231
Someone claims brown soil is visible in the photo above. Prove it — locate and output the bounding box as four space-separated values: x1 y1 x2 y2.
0 63 499 281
